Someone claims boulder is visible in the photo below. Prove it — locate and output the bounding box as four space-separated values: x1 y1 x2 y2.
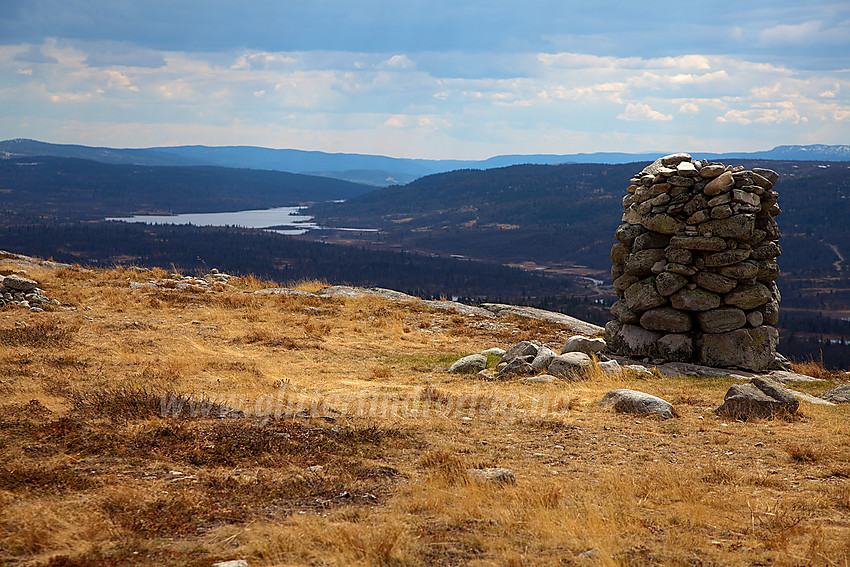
498 358 535 378
599 389 675 419
715 377 799 420
548 352 593 379
448 354 487 374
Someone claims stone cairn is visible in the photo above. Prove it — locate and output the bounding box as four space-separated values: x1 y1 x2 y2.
605 153 782 371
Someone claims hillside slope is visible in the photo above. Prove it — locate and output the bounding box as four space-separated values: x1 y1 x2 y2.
0 254 848 566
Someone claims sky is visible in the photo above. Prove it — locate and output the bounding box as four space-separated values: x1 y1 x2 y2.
1 0 848 159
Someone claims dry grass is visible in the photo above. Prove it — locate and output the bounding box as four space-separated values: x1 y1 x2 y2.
1 260 849 566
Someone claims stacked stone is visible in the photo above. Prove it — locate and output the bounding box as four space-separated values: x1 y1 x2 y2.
1 274 59 312
605 153 782 371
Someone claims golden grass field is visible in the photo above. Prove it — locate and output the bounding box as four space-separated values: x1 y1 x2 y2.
1 259 849 566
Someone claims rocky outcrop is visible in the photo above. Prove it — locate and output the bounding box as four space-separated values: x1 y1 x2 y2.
607 154 781 371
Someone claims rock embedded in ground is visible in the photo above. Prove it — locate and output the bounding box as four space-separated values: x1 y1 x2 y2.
715 377 799 420
548 352 593 380
448 354 488 374
599 389 675 419
467 467 516 486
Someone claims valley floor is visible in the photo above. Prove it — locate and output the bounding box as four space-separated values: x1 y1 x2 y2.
1 259 849 566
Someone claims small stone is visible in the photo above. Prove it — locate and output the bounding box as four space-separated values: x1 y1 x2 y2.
661 153 692 167
611 299 640 324
467 468 516 485
704 249 752 267
669 236 727 251
655 272 688 296
676 161 698 176
668 175 695 187
699 164 725 178
642 214 684 235
704 171 734 196
719 260 759 280
614 223 646 245
724 283 772 310
746 310 764 327
624 278 667 313
693 271 737 294
670 288 721 311
666 249 693 266
752 168 779 185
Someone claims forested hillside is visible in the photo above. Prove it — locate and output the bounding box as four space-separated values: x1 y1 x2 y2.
0 157 373 222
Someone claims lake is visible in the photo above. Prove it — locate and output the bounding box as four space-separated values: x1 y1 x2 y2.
106 207 377 235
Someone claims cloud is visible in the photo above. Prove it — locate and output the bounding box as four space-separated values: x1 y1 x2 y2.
83 43 166 68
679 102 699 114
759 21 822 45
617 102 673 121
13 44 58 64
381 54 416 70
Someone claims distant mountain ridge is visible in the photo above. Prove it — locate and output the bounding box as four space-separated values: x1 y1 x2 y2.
2 138 848 186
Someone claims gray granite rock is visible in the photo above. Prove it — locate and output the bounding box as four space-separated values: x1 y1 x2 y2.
599 389 675 419
448 354 488 374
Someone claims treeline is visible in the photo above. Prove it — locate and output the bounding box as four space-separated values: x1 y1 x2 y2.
0 221 586 301
0 156 372 221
